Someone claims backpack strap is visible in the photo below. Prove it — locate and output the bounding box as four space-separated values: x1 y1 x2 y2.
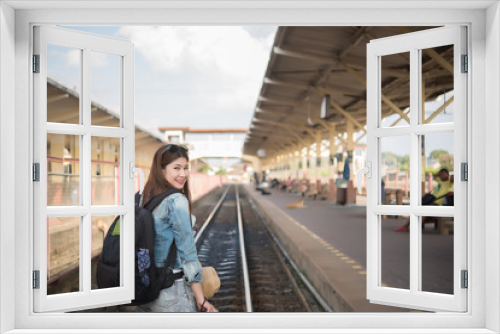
144 188 182 212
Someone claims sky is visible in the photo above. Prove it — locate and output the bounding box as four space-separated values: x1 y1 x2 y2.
55 26 277 132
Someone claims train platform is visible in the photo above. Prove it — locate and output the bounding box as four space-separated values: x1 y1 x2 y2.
243 184 423 313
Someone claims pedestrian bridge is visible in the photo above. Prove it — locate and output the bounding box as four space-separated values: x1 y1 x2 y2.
158 126 252 162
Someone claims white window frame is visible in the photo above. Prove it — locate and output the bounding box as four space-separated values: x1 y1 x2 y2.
33 25 136 312
0 1 498 333
366 26 467 312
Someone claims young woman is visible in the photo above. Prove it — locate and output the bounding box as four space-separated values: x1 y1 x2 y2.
141 144 218 312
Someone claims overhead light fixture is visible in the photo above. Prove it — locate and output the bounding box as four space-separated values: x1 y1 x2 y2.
320 94 331 119
307 93 314 126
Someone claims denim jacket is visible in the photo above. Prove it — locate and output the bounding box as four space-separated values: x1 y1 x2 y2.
150 193 202 284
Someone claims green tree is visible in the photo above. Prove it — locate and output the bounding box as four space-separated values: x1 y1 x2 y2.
215 169 227 175
429 149 448 160
428 149 454 171
437 152 454 171
197 165 212 173
399 155 410 172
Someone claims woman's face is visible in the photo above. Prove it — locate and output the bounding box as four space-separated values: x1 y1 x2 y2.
163 157 189 190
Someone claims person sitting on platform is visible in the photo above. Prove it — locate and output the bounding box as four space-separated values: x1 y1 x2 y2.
395 168 454 232
270 178 280 188
280 177 292 191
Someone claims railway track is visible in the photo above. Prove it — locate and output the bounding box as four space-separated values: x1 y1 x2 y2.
195 184 328 312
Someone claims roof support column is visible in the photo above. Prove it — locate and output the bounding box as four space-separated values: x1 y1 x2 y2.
346 119 356 205
276 154 280 180
328 131 338 203
347 119 355 182
315 131 323 192
306 139 311 191
294 143 300 183
329 131 338 179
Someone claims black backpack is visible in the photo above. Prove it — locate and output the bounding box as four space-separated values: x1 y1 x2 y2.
96 188 182 305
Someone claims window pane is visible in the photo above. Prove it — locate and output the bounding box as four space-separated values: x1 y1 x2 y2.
420 133 454 206
381 215 410 290
92 215 120 290
47 133 80 206
91 137 121 205
380 52 410 128
47 217 81 295
47 44 81 124
381 136 410 205
421 216 454 294
421 45 454 125
91 52 121 127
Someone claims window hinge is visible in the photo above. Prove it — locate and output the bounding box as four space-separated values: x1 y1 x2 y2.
461 54 468 73
33 270 40 289
33 54 40 73
33 163 40 182
461 162 468 181
461 270 468 289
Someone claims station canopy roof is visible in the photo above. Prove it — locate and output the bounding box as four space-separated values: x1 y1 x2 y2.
243 26 454 157
47 77 166 146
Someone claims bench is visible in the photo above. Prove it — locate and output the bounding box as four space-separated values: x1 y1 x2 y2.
315 184 329 200
437 217 454 235
425 216 454 235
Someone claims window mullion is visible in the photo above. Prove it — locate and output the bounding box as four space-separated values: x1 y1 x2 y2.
81 47 92 294
409 47 420 294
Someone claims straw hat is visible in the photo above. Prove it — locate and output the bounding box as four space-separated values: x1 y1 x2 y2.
201 266 220 299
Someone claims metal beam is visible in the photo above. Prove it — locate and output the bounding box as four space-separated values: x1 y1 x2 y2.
254 119 308 145
425 96 454 124
250 127 296 141
256 115 313 134
336 133 347 146
381 95 411 123
329 98 366 133
265 77 361 97
47 93 69 104
264 77 311 91
397 27 453 75
339 27 368 58
355 131 367 144
317 119 336 133
274 46 338 66
425 48 454 74
258 96 303 107
48 113 79 124
91 114 117 124
343 65 410 124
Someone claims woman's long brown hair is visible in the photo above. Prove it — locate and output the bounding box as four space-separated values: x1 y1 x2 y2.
141 144 192 212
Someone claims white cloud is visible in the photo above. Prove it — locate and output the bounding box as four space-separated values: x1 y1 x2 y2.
117 26 275 116
90 51 110 67
65 49 110 68
65 49 80 67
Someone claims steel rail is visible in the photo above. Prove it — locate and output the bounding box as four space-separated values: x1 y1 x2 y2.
236 186 253 312
194 186 230 245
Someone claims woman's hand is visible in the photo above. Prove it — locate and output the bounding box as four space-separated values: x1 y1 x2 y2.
197 298 218 312
191 282 218 312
